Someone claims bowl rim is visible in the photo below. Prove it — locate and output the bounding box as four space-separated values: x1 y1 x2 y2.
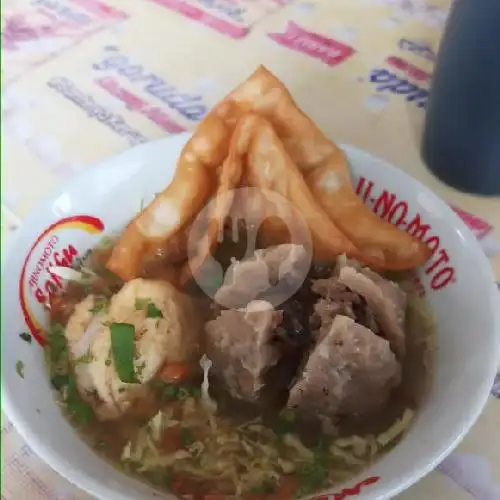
341 144 500 499
2 136 499 500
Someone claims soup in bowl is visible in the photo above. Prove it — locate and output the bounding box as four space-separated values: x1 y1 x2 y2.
2 67 499 500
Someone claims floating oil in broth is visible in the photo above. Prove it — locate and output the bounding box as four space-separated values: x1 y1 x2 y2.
44 234 435 499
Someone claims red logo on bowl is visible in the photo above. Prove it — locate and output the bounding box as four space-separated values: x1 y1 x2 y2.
268 21 355 67
175 476 380 500
19 215 105 345
356 176 456 291
312 476 381 499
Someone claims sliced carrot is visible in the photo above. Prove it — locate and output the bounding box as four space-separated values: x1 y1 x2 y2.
157 362 192 382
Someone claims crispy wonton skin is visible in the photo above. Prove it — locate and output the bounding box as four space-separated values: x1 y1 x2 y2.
179 114 260 285
107 66 430 283
106 114 231 281
213 66 431 270
245 115 357 261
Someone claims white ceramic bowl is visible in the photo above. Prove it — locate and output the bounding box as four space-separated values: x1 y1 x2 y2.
2 135 499 500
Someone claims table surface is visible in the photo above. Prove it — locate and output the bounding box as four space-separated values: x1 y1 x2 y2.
2 0 500 499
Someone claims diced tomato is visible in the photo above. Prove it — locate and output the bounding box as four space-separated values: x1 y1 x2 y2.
171 474 220 500
157 363 192 382
171 473 191 494
161 425 182 453
274 476 298 499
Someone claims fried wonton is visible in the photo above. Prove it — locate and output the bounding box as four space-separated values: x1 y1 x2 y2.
212 66 431 270
106 114 232 281
179 114 259 285
106 66 430 284
245 115 357 261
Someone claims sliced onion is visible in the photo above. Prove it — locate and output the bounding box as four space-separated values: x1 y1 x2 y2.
137 450 191 471
48 266 96 283
334 435 369 457
148 411 164 442
121 441 132 461
73 316 103 358
376 408 414 447
199 355 217 413
283 433 314 462
329 444 365 466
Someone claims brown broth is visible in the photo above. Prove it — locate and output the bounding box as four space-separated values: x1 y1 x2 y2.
46 238 435 500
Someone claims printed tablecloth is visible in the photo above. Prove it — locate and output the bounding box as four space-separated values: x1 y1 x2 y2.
2 1 500 499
